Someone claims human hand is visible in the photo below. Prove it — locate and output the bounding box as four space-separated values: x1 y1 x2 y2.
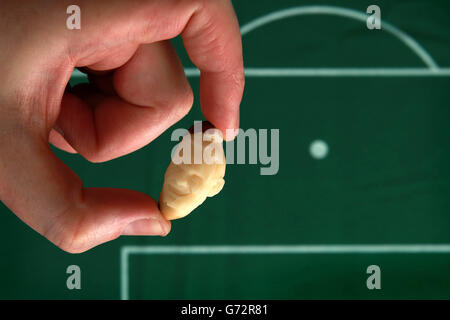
0 0 244 253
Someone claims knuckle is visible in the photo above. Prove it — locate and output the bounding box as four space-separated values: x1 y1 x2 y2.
158 83 194 122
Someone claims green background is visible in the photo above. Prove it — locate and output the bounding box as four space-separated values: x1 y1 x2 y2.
1 0 450 299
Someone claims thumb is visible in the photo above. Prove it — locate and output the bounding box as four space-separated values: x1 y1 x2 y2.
0 125 170 253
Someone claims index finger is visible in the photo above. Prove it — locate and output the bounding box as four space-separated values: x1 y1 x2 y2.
179 0 245 140
70 0 244 140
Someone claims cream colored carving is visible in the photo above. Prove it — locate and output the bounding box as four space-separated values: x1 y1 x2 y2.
159 129 226 220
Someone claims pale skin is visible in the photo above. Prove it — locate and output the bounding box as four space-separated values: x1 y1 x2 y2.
0 0 244 253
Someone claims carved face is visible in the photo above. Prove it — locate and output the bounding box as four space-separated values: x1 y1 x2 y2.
159 129 226 220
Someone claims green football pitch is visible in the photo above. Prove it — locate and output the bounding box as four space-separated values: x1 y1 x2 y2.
1 0 449 299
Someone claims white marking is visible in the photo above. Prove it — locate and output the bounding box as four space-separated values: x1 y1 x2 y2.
310 140 329 159
240 68 450 77
71 68 450 79
240 5 439 70
120 244 450 300
120 247 130 301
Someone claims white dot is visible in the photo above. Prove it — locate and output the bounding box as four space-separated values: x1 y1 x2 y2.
309 140 329 160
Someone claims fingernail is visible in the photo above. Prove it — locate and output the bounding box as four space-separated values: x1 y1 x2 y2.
225 128 239 141
121 218 169 236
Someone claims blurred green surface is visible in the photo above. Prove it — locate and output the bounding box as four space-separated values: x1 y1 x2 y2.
1 0 450 299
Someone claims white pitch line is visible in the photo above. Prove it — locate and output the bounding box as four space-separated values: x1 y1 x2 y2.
239 5 439 70
186 67 450 77
122 244 450 255
120 244 450 300
72 68 450 79
120 248 130 301
241 68 450 77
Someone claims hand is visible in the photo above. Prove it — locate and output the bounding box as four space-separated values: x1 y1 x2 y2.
0 0 244 253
